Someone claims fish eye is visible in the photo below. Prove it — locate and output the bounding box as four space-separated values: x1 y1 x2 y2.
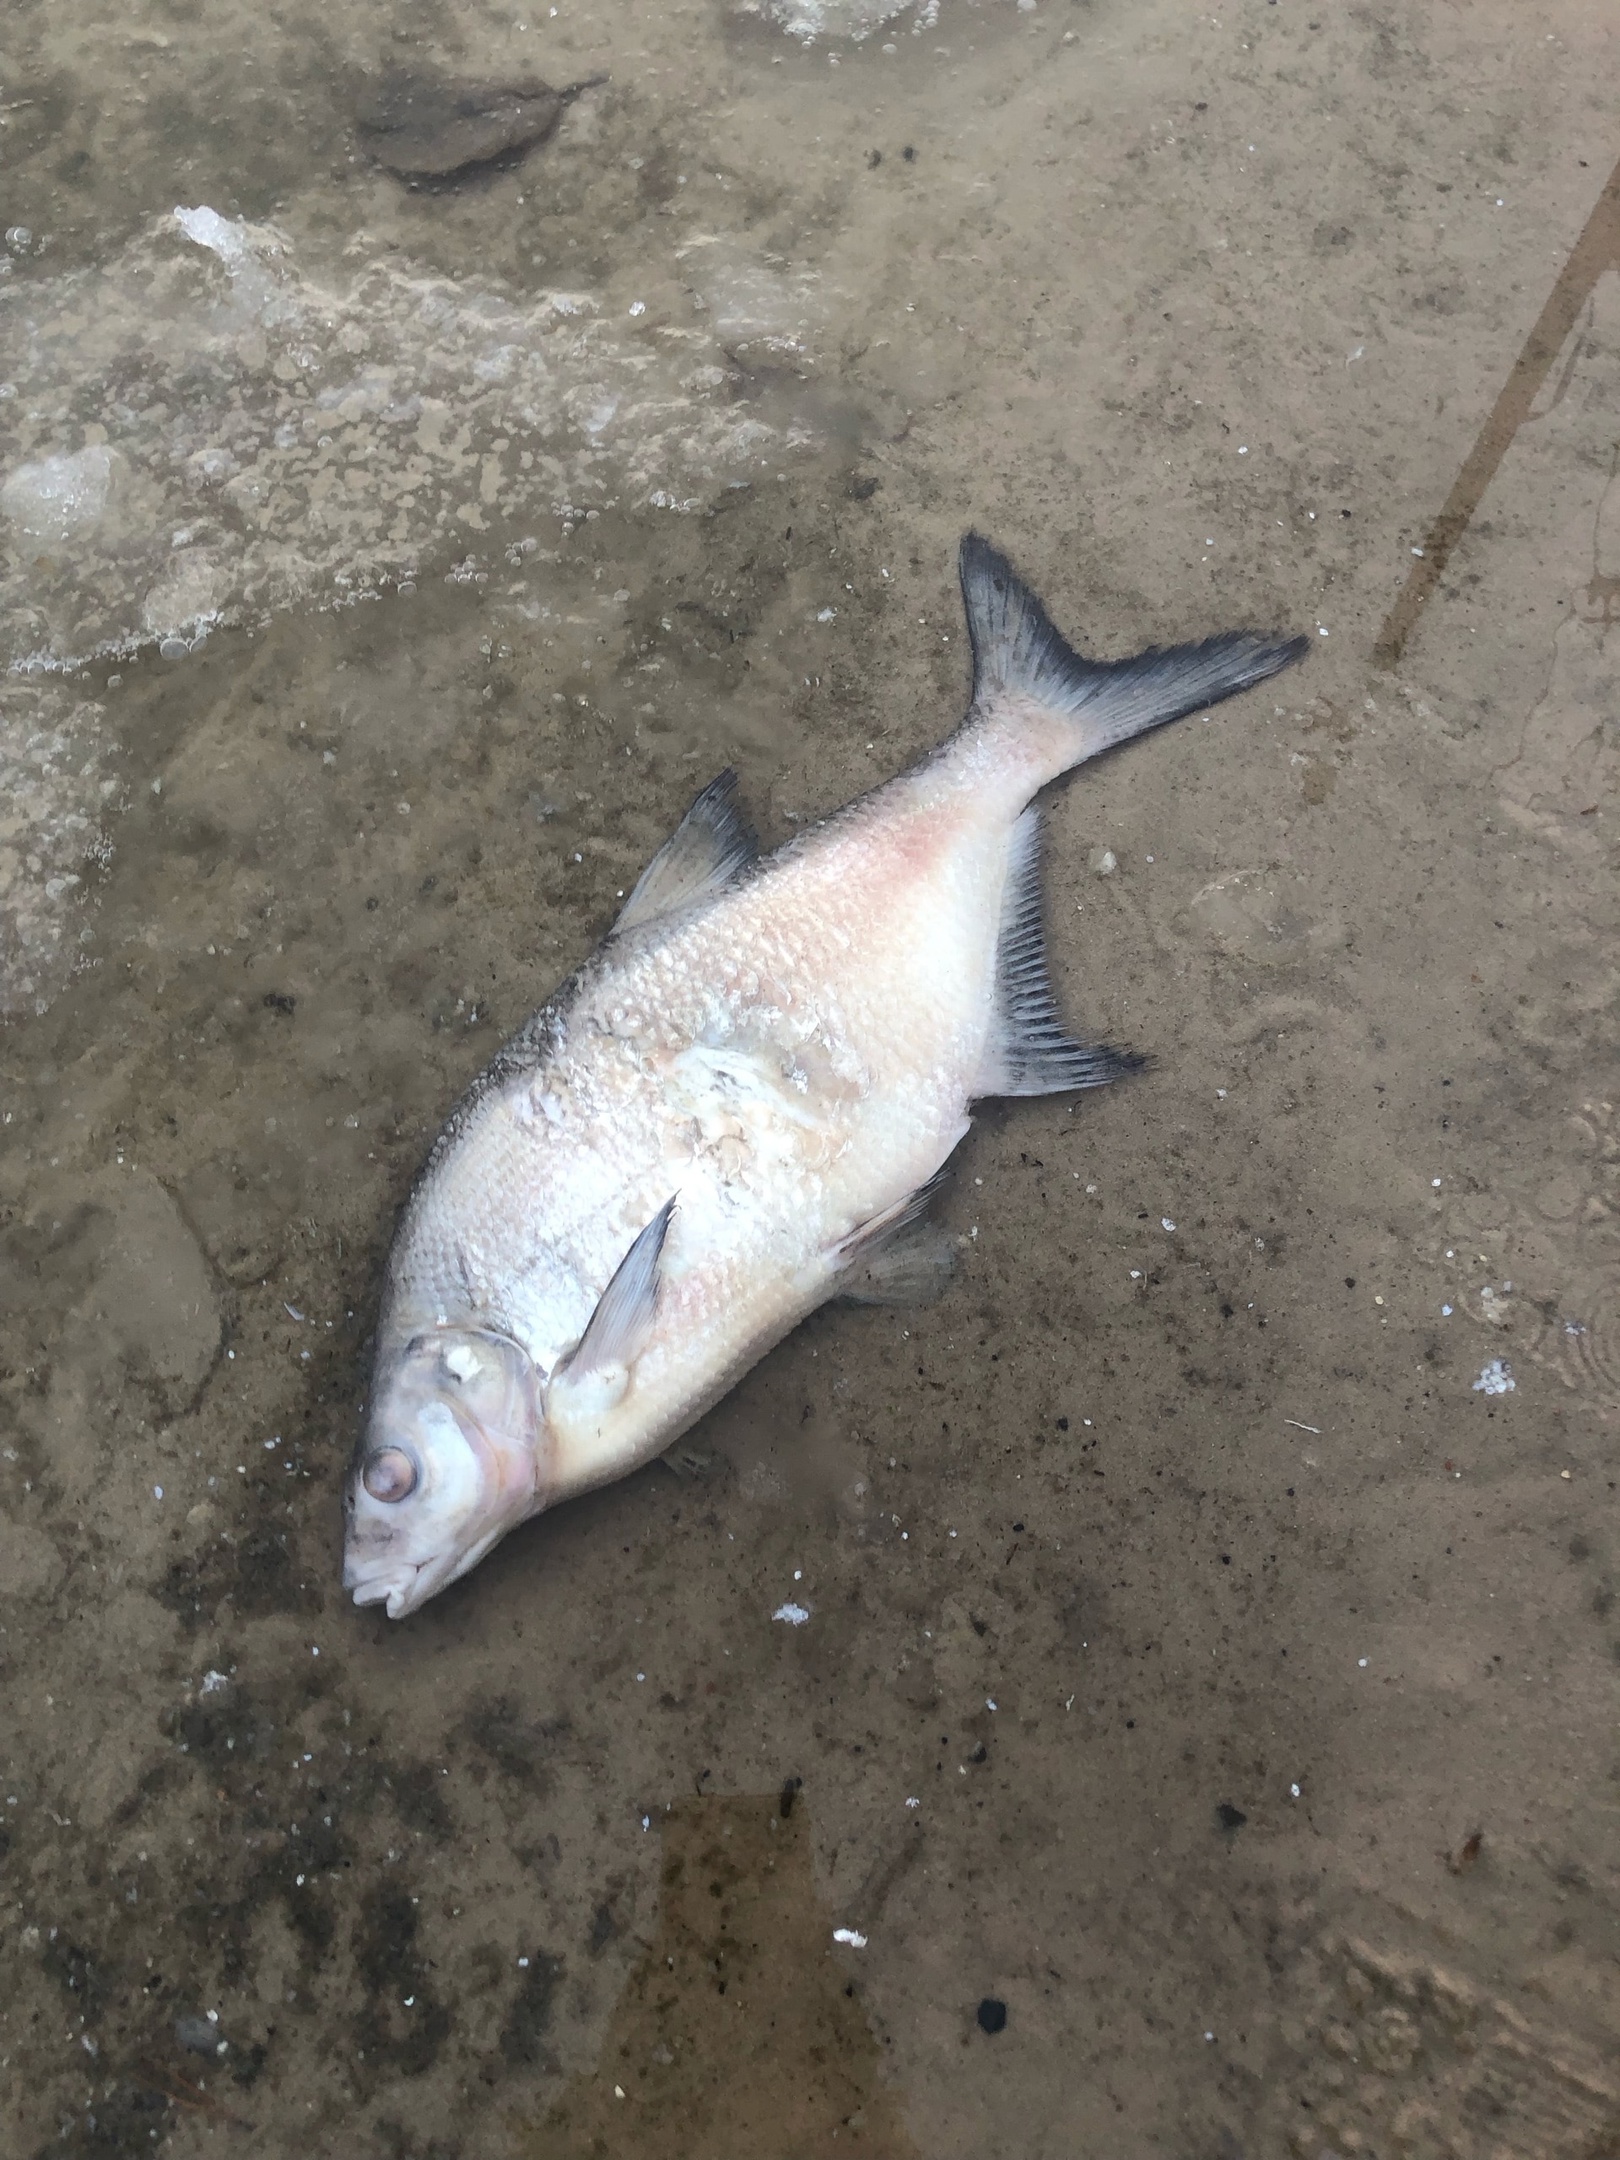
362 1447 419 1503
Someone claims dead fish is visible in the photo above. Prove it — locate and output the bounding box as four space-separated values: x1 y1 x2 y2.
355 69 606 180
343 536 1305 1617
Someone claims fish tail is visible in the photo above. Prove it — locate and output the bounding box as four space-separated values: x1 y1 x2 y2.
956 532 1308 788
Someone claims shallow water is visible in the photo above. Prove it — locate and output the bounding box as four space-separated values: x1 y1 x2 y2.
2 2 1618 2154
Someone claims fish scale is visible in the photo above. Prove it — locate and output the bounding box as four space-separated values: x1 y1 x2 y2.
342 534 1305 1616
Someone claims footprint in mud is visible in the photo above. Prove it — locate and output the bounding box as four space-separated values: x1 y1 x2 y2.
528 1792 918 2157
1184 867 1340 970
1265 1931 1620 2156
1497 608 1620 852
1522 1099 1620 1408
1498 452 1620 853
354 69 606 180
1443 1098 1620 1414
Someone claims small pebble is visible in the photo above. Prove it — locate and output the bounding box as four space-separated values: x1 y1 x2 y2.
174 2013 227 2057
977 1997 1008 2034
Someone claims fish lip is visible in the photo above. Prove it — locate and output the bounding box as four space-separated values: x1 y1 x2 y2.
345 1558 429 1619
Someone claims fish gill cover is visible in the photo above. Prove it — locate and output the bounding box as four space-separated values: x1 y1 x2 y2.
0 208 824 1016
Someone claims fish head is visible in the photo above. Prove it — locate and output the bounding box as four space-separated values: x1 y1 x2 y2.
343 1326 545 1618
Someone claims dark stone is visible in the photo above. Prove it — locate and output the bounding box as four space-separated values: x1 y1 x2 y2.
977 1997 1007 2034
355 69 605 181
1216 1802 1248 1831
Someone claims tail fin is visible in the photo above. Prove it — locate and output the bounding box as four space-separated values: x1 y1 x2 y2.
958 532 1307 769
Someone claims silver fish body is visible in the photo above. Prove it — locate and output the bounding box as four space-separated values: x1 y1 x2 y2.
343 536 1304 1616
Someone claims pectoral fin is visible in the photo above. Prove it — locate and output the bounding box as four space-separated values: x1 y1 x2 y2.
549 1198 676 1425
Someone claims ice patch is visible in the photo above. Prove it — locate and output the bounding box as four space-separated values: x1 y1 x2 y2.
1 446 118 561
2 205 816 670
738 0 959 39
1472 1358 1516 1397
171 204 253 271
0 207 824 1015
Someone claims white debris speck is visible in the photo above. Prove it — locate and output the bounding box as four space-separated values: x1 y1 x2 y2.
905 1796 920 1808
635 1671 646 1682
518 1956 529 1968
1473 1358 1515 1396
153 1485 163 1500
773 1602 811 1626
833 1927 867 1948
628 300 646 316
1441 1304 1453 1317
1432 1177 1442 1188
1289 1782 1301 1798
1161 1217 1176 1232
816 606 837 622
283 1303 304 1322
986 1698 998 1711
1204 2030 1215 2042
614 2084 626 2100
641 1815 650 1831
200 1670 229 1695
1357 1657 1368 1668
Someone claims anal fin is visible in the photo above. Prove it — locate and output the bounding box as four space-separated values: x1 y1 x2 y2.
977 806 1145 1099
613 770 757 935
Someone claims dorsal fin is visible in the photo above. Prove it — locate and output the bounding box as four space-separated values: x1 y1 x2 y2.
975 806 1145 1099
613 770 758 935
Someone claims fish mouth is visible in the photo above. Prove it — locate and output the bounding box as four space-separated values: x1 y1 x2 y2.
344 1556 431 1621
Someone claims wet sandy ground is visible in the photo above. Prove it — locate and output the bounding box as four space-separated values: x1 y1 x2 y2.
3 2 1619 2154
